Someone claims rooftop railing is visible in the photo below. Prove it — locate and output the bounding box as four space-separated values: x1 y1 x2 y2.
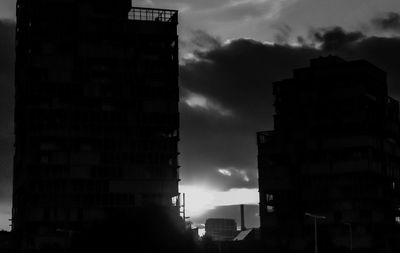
128 7 178 23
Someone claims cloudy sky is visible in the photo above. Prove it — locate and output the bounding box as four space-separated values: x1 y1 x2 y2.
1 0 400 230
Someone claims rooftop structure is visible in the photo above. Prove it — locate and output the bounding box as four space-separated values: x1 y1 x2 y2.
128 7 178 23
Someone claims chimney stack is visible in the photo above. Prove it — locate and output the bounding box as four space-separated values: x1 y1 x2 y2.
240 204 246 231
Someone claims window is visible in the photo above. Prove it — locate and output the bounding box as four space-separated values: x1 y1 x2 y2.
43 208 50 221
143 100 166 113
360 210 372 220
77 209 83 221
80 143 93 151
40 142 57 151
171 195 179 206
259 135 266 144
266 194 274 202
40 155 49 164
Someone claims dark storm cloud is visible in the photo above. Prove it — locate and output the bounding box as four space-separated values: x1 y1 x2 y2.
372 12 400 32
181 37 319 116
308 26 365 52
179 32 320 190
0 20 15 204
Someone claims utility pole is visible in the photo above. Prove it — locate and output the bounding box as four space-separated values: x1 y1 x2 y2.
305 213 326 253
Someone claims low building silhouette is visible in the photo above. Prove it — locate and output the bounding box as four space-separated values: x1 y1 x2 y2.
205 218 238 241
258 56 400 252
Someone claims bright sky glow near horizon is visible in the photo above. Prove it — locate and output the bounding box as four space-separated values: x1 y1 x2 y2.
179 185 259 217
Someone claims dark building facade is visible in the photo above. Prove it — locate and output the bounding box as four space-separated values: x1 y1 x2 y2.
258 56 400 252
13 0 180 250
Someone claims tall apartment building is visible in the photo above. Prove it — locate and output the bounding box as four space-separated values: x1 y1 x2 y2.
13 0 180 250
258 56 400 252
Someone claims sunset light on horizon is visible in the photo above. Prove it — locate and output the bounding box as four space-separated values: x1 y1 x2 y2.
179 185 259 218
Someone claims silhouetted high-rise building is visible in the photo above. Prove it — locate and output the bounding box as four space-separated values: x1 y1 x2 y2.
13 0 180 250
258 56 400 251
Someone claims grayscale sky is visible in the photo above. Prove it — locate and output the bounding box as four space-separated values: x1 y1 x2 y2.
1 0 400 230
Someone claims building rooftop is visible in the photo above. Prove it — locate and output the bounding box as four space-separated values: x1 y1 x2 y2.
128 7 178 23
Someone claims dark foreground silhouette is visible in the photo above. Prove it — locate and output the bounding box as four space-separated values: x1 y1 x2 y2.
37 208 195 253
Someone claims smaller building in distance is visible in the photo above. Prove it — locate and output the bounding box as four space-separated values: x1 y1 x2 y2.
205 218 238 241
